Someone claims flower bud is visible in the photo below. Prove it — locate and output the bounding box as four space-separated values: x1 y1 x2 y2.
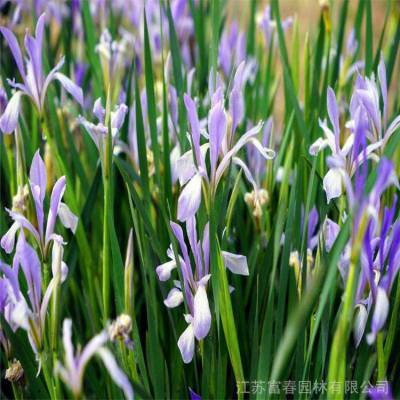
5 359 24 383
109 314 133 347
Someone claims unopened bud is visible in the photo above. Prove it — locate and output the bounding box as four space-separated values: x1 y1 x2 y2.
12 184 29 213
109 314 133 346
5 359 24 383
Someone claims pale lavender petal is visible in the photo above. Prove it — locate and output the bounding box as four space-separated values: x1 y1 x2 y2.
96 348 134 400
45 176 66 244
0 91 23 134
178 322 195 363
354 304 368 347
193 284 211 340
93 98 105 121
323 168 343 203
111 103 128 132
378 57 387 127
156 260 177 281
177 174 202 222
78 330 109 370
7 209 41 246
367 287 389 344
62 319 75 371
184 94 202 166
221 251 249 275
1 221 20 254
309 137 329 156
58 203 78 234
54 72 84 106
164 288 184 308
327 87 340 150
16 232 41 314
323 218 340 252
208 101 227 176
0 27 25 79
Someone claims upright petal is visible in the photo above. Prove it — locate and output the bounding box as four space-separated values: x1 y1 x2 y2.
208 101 227 176
62 319 75 371
353 304 368 347
222 251 249 275
367 287 389 344
45 176 66 244
193 283 211 340
0 91 23 134
0 27 26 79
177 174 202 222
327 87 340 149
184 94 201 165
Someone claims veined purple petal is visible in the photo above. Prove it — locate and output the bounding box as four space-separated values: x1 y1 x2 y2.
178 321 195 364
54 73 84 106
96 348 134 400
0 27 26 80
0 91 23 134
177 174 202 222
323 218 340 252
353 304 368 347
16 232 41 315
7 209 41 246
221 251 249 275
208 101 227 177
45 176 66 244
1 221 20 254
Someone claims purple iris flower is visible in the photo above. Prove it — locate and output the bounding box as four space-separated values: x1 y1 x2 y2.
0 232 68 357
1 150 78 258
175 63 275 223
156 217 248 363
218 21 246 77
78 98 128 157
355 58 400 148
309 86 382 203
0 14 83 133
55 319 133 399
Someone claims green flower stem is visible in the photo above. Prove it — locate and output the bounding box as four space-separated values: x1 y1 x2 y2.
102 171 111 321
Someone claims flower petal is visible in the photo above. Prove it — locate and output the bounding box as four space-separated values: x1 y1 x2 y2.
193 284 211 340
45 176 66 244
164 288 184 308
1 221 20 254
177 322 195 363
177 174 202 222
156 260 177 282
58 202 78 234
0 91 23 134
54 72 84 106
221 251 249 275
323 168 343 203
367 287 389 344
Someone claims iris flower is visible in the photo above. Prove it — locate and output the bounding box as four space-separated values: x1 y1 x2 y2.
1 150 78 258
0 13 83 134
156 217 249 363
56 319 133 400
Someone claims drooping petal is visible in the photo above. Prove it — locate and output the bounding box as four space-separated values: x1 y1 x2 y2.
1 221 20 254
367 287 389 344
177 322 195 363
156 260 177 281
54 73 84 106
58 203 78 234
193 283 211 340
0 91 23 134
177 174 202 222
6 209 41 246
96 348 134 400
309 137 329 156
45 176 66 244
164 288 184 308
78 330 109 371
221 251 249 275
323 168 343 203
